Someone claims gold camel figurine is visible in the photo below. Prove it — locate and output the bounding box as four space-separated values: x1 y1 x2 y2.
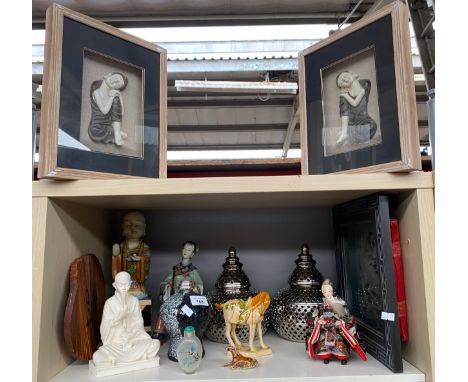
215 291 271 356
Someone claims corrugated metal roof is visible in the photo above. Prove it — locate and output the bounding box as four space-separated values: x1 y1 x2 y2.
33 37 422 63
32 20 429 161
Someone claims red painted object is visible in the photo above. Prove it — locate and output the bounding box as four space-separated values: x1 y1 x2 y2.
390 220 409 342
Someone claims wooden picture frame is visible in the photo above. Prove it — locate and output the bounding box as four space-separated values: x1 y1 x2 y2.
333 194 402 373
38 4 167 180
299 1 420 174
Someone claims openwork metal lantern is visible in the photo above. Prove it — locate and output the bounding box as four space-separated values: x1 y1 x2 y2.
269 244 324 342
204 247 269 343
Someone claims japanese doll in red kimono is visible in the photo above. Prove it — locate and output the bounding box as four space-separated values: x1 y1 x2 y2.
305 279 366 365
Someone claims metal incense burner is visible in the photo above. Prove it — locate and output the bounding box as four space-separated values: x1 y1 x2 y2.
205 247 269 343
269 244 324 342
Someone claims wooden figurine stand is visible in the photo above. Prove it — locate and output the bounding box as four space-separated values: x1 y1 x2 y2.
139 298 152 333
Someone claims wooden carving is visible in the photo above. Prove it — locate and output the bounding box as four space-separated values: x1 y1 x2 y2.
64 254 105 360
333 195 402 372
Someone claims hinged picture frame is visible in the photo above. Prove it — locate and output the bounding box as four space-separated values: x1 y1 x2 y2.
38 3 167 179
299 1 420 174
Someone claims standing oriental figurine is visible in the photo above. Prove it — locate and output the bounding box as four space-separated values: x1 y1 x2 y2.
153 241 203 341
112 211 150 300
306 279 366 365
160 241 203 300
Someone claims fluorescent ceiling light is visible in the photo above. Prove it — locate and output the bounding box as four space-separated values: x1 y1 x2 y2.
175 80 298 94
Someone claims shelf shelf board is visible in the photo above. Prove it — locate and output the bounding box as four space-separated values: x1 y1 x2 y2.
32 172 433 210
49 333 424 382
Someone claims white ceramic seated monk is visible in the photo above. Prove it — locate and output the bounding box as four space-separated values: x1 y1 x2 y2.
89 271 160 377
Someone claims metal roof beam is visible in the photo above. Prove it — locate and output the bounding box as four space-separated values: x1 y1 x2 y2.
32 56 422 77
168 143 301 151
32 59 298 76
32 13 363 30
168 97 293 108
159 40 319 55
34 56 423 76
282 97 300 158
169 123 289 132
32 40 318 57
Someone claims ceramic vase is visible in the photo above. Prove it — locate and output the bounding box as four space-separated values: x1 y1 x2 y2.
205 247 270 343
159 281 210 361
269 244 324 342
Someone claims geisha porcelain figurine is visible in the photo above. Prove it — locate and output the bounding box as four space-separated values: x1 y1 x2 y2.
305 279 366 365
112 211 150 299
89 272 160 377
160 241 203 300
153 241 204 341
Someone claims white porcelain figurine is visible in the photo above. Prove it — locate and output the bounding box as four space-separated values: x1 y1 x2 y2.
89 271 160 377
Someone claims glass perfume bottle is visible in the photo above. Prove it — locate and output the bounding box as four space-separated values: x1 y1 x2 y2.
176 326 202 374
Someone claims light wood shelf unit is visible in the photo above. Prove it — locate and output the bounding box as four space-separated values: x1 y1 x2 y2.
32 172 433 209
32 173 434 382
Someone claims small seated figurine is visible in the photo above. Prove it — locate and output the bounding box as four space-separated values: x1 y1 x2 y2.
112 211 150 299
160 241 203 300
89 272 160 377
306 279 366 365
215 291 271 357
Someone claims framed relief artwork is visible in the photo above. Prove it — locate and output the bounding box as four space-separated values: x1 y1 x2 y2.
299 1 420 174
333 194 402 373
38 4 167 179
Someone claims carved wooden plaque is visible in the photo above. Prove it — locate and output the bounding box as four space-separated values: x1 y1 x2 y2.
333 195 402 372
64 254 105 360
